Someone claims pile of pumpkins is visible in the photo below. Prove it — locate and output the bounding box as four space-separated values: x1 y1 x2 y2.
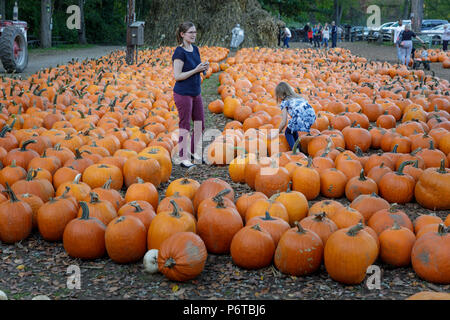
413 48 450 69
204 47 450 212
0 47 228 282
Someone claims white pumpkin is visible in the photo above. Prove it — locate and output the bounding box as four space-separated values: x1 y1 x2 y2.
143 249 159 274
32 295 51 300
0 290 7 300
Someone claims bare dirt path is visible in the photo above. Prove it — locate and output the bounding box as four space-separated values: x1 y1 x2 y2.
0 45 124 79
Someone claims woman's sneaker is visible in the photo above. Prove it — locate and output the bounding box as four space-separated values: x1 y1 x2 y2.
180 159 196 168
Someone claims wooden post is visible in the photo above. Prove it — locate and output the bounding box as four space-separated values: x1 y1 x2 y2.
411 0 423 33
126 0 136 65
40 0 52 48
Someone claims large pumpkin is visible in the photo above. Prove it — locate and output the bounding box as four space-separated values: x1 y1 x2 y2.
230 224 275 270
157 232 207 282
274 222 323 276
105 215 147 264
324 223 379 284
411 224 450 284
63 201 107 259
0 183 32 243
414 160 450 210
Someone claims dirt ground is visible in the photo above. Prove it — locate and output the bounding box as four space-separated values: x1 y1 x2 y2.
0 43 449 301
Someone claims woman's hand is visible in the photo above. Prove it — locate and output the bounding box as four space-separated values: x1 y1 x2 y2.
195 62 209 73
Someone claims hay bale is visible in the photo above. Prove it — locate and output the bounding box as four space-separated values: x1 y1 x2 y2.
144 0 282 48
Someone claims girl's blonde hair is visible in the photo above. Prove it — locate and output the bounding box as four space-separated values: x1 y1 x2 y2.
275 81 300 102
176 21 195 45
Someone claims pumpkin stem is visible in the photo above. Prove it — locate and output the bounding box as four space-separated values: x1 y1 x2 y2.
25 169 38 181
164 257 176 268
391 144 398 154
129 201 143 212
346 222 364 236
306 156 312 168
263 211 275 221
292 137 301 155
397 160 414 175
79 201 90 220
388 203 400 213
73 173 82 184
251 223 262 232
437 159 446 174
314 212 327 221
437 224 448 236
169 199 182 218
102 176 112 189
429 140 435 150
3 182 19 202
359 169 367 181
89 192 100 203
294 221 306 234
20 139 36 151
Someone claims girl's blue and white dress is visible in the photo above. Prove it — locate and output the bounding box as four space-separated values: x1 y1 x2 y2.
280 97 316 133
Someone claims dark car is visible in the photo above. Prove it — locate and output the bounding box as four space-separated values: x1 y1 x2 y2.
350 26 364 41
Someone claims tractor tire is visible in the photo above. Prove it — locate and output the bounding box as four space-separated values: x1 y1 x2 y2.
0 26 28 73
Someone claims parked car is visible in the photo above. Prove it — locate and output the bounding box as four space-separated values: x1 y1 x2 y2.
421 23 449 45
367 22 395 42
382 19 448 41
350 26 365 41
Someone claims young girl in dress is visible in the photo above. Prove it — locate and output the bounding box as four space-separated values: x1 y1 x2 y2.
275 82 316 151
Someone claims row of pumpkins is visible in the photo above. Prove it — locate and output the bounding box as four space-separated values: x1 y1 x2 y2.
413 48 450 69
204 47 450 211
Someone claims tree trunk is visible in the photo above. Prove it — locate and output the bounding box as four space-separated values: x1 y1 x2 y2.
126 0 135 65
334 0 343 26
0 0 5 20
41 0 52 48
402 0 411 20
78 0 87 44
411 0 423 33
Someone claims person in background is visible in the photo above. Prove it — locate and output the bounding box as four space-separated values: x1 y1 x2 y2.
303 23 310 43
313 24 320 48
322 24 330 48
393 20 405 64
282 25 292 48
172 21 208 168
331 21 338 47
275 82 316 151
308 26 313 46
443 24 450 51
398 24 425 67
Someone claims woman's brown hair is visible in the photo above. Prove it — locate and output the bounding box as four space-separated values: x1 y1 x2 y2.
176 21 195 45
275 81 300 102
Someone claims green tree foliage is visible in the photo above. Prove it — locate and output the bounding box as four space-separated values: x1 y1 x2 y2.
257 0 448 27
2 0 151 45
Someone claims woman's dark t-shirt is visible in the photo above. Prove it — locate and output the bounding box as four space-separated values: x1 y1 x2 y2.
400 30 416 41
172 45 201 96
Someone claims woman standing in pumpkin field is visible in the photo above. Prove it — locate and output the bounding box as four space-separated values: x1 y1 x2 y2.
275 82 316 151
172 21 209 168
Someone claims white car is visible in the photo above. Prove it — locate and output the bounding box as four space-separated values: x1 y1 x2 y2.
421 24 450 45
367 22 395 41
